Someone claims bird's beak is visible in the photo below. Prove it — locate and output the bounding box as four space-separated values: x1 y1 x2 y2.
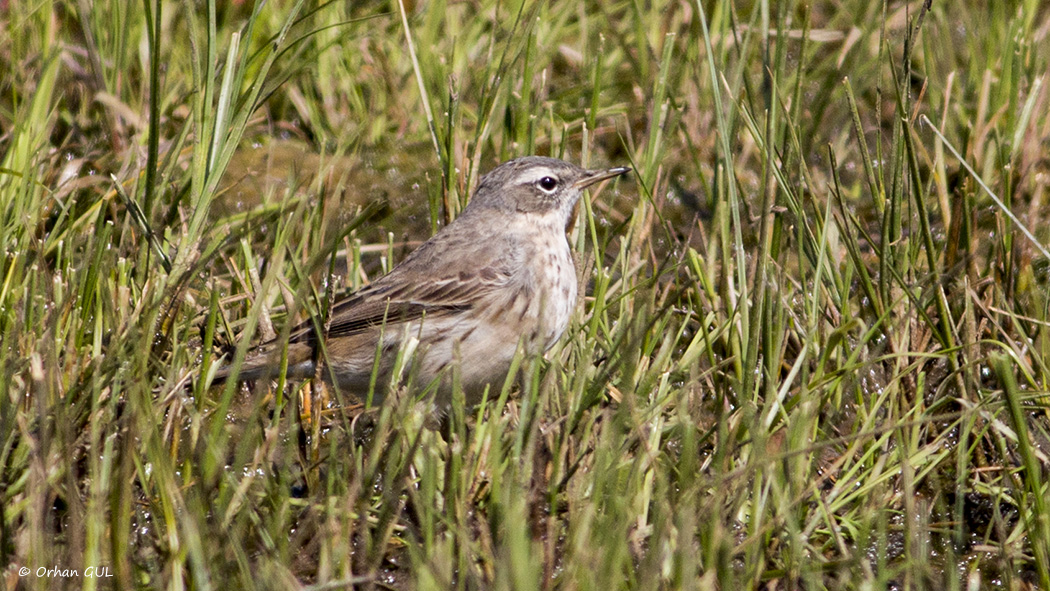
575 166 632 189
566 166 631 234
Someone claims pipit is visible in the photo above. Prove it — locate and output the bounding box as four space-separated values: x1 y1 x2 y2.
215 156 630 408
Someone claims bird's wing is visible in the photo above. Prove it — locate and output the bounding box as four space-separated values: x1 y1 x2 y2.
288 231 523 344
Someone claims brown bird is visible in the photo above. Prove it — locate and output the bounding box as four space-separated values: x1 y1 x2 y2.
215 156 630 409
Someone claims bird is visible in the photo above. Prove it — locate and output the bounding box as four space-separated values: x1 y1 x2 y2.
214 156 631 409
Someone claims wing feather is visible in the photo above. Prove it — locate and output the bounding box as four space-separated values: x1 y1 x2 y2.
286 229 522 345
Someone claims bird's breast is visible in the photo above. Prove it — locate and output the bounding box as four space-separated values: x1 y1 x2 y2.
495 214 580 352
534 238 577 350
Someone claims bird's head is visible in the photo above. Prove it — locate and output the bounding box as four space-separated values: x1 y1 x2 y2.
469 156 630 229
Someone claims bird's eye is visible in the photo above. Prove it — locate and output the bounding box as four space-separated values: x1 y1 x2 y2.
538 176 558 192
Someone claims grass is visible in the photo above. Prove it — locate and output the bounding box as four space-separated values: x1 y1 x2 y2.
2 0 1050 589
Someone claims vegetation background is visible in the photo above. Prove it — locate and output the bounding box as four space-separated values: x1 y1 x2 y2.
2 0 1049 589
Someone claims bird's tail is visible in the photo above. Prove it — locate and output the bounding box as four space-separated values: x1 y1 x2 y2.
208 342 316 386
